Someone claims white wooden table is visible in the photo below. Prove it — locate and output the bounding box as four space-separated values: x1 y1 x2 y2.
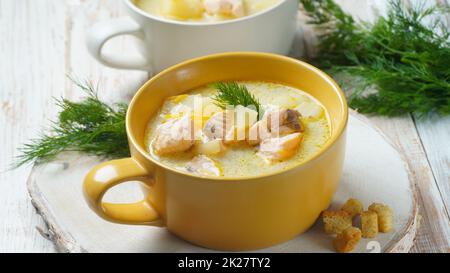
0 0 448 253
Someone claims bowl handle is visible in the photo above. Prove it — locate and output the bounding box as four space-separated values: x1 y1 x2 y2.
83 157 162 226
86 17 151 71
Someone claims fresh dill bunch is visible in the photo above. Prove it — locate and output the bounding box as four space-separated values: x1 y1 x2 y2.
300 0 450 116
212 82 262 117
15 80 130 168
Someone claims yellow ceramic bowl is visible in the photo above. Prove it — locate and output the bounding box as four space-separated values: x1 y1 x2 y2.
83 52 348 251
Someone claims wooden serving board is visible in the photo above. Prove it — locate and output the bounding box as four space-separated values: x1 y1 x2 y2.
26 112 419 253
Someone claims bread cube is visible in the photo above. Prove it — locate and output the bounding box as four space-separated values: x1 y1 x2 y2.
333 227 362 253
322 210 352 234
369 203 393 233
361 211 378 238
341 198 363 218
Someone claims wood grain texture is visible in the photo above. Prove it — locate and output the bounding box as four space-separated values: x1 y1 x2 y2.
0 0 66 252
409 0 450 244
368 116 450 253
414 116 450 215
413 115 450 253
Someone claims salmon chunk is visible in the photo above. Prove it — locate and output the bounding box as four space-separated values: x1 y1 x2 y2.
247 120 272 146
152 115 195 155
258 133 303 163
204 107 257 143
204 0 245 17
247 108 304 145
186 155 223 176
265 108 304 136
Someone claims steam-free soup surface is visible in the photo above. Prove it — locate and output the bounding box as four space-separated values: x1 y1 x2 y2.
145 82 330 178
133 0 281 22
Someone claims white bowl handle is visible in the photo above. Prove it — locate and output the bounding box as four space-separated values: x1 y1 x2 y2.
86 17 151 70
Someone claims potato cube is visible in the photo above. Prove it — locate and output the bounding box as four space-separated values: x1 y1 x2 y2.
361 211 378 238
162 0 204 20
322 210 352 234
295 102 324 119
341 198 363 218
369 203 393 233
234 105 258 141
333 227 362 253
195 139 226 155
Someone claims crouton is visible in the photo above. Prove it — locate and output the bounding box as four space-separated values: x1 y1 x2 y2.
322 210 352 234
341 198 363 218
333 227 362 253
361 211 378 238
369 203 393 233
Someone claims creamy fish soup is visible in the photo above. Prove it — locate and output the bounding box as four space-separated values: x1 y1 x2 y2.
133 0 281 21
145 82 331 178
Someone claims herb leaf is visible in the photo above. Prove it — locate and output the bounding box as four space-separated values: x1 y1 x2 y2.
300 0 450 116
212 82 262 117
14 80 130 168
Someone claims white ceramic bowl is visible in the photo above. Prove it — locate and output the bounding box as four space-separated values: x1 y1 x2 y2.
86 0 299 73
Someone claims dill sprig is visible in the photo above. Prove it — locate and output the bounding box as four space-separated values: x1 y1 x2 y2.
15 80 130 168
212 82 262 117
300 0 450 116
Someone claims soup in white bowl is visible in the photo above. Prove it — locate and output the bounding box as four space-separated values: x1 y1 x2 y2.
133 0 281 21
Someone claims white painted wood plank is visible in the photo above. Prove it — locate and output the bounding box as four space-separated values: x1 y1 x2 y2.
0 0 67 252
369 116 450 253
414 116 450 219
0 0 148 252
62 0 150 238
407 0 450 252
409 0 450 216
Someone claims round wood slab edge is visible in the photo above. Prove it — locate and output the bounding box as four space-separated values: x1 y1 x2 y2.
26 111 420 253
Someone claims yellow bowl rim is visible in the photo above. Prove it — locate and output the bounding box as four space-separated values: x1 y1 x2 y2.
126 52 349 181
